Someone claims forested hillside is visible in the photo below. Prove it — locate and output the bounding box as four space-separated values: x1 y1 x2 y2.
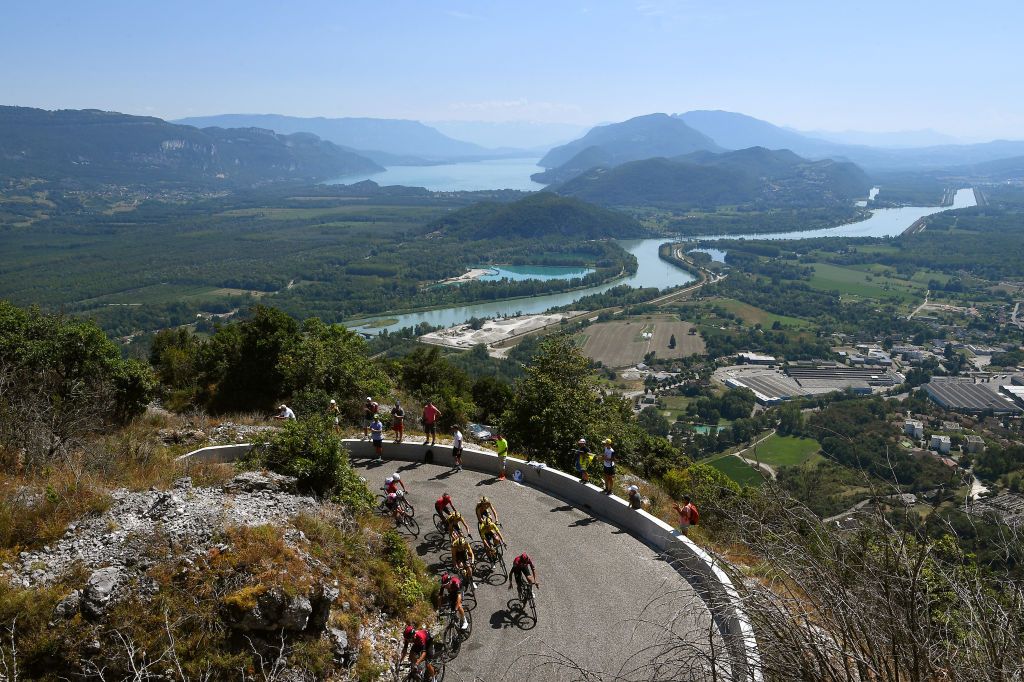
552 147 870 209
0 106 382 187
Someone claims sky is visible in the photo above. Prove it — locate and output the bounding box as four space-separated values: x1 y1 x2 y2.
2 0 1023 140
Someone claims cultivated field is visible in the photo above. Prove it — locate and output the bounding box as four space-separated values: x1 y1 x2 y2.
578 315 704 367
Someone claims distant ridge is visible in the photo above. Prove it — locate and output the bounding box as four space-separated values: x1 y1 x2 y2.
0 106 382 187
551 146 871 209
174 113 509 162
537 113 720 172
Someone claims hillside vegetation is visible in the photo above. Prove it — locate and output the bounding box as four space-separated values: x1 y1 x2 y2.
552 147 871 209
0 106 382 188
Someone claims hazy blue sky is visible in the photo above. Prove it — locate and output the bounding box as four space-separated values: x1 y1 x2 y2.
3 0 1022 138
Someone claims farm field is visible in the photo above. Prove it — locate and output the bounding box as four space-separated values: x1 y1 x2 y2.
708 454 767 488
578 314 704 367
808 262 924 302
659 395 692 421
711 297 815 330
749 434 823 468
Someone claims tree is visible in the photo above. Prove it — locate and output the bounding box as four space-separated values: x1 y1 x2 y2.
472 376 512 424
278 318 392 420
0 301 155 467
202 306 299 413
637 406 671 437
500 335 603 463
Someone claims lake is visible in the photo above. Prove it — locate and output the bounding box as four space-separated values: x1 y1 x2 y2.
478 265 595 282
327 157 545 192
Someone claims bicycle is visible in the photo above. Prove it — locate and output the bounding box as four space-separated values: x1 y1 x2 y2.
439 601 473 660
377 489 414 517
395 655 446 682
515 577 538 621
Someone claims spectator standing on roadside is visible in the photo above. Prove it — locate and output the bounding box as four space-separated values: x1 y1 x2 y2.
452 425 464 471
363 396 379 440
371 414 385 462
274 404 296 421
422 401 441 446
601 438 616 495
627 485 643 509
495 434 509 480
392 400 405 444
672 496 699 535
327 399 340 433
572 437 592 484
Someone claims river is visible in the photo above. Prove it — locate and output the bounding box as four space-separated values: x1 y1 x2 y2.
350 239 696 334
338 157 975 334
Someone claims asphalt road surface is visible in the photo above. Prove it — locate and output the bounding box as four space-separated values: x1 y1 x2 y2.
353 455 723 682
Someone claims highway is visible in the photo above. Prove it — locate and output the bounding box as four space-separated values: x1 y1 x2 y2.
352 454 723 681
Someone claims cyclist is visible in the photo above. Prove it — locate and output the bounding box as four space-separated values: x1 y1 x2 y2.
508 552 539 599
439 573 469 631
384 491 405 523
444 508 471 539
385 473 407 495
474 495 498 525
451 533 477 589
478 514 505 561
434 493 456 526
399 624 438 682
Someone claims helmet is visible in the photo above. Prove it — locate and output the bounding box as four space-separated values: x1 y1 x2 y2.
442 493 452 503
440 573 451 585
393 473 401 481
387 492 397 501
603 438 612 445
385 476 394 485
480 495 489 503
329 399 336 404
404 624 415 640
373 414 380 420
366 396 372 401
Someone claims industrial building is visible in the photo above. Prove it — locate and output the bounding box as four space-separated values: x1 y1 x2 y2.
924 379 1023 415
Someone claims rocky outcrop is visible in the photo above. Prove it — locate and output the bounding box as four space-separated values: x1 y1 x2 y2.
5 472 316 589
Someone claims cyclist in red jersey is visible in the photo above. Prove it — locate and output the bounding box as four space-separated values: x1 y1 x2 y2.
439 573 469 630
509 552 539 595
434 492 456 523
399 624 438 681
385 473 407 495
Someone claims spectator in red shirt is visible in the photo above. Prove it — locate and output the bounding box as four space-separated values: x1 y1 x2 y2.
422 401 441 446
672 496 699 536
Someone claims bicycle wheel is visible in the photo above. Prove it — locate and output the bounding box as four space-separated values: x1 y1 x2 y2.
376 494 388 515
526 585 537 620
402 513 421 536
442 620 461 660
400 496 415 517
496 549 508 581
432 513 445 535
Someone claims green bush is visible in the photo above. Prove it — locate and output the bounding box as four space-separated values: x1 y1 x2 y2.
244 417 369 505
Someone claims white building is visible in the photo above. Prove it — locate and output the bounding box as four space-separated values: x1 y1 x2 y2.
904 419 924 440
930 434 952 454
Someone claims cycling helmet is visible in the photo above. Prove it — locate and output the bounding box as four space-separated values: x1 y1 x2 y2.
373 414 380 420
440 573 451 585
404 624 415 640
385 476 394 485
480 495 489 503
387 492 397 501
393 473 401 481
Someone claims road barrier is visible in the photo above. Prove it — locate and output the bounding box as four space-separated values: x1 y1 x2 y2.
181 439 762 681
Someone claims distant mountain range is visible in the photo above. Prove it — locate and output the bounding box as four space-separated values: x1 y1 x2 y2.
426 120 590 151
173 114 526 164
675 110 1024 171
0 106 382 187
550 146 871 210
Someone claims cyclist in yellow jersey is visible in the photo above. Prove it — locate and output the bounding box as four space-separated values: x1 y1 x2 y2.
451 533 476 588
445 510 470 538
475 495 498 525
478 516 505 560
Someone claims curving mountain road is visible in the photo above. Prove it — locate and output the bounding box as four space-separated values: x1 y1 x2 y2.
352 455 723 682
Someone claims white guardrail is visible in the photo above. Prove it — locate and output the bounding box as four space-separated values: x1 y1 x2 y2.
180 439 762 681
